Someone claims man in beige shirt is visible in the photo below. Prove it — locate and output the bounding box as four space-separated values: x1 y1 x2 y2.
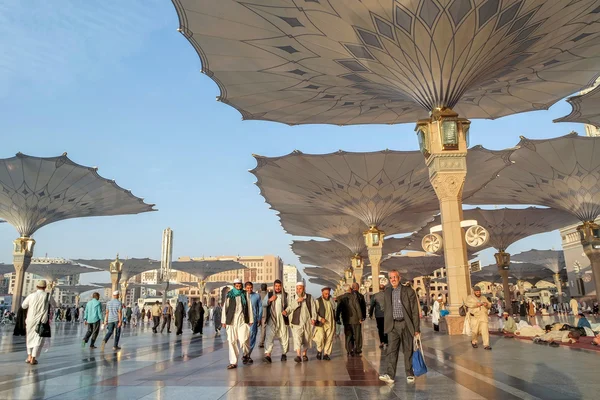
151 301 162 333
466 286 491 350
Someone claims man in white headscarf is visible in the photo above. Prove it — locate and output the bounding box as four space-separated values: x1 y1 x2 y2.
22 280 51 365
284 282 316 363
221 278 253 369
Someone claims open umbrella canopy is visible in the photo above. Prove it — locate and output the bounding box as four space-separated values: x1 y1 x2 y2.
129 283 188 292
555 78 600 128
27 259 100 282
171 259 246 281
484 261 554 284
0 153 155 237
511 249 566 274
309 278 339 289
466 134 600 223
0 263 14 276
252 148 512 227
55 284 102 295
380 252 445 280
470 267 515 286
172 0 600 125
74 258 161 281
303 266 343 282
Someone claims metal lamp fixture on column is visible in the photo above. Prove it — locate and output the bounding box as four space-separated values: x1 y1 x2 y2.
351 254 364 285
416 108 472 334
363 226 384 293
344 268 353 284
11 237 36 312
494 250 512 310
577 221 600 303
197 280 206 301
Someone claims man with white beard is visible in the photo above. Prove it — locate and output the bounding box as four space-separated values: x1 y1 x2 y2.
312 287 335 361
284 282 316 363
263 279 289 363
221 278 253 369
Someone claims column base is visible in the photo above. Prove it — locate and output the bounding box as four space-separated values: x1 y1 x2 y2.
441 316 465 335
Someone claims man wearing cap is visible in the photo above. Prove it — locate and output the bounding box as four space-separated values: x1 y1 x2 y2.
243 281 263 364
222 278 253 369
101 290 123 351
263 279 290 363
22 280 51 365
502 311 517 334
313 287 335 360
283 282 316 363
466 286 492 350
431 295 444 332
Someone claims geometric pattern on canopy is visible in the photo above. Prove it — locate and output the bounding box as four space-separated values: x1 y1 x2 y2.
252 147 512 227
465 133 600 222
379 252 446 280
407 207 579 252
555 78 600 128
26 261 100 282
511 249 566 274
171 260 246 281
172 0 600 125
280 213 427 253
0 153 156 237
291 240 370 277
74 258 161 281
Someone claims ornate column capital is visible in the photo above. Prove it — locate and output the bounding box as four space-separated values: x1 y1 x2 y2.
13 237 36 269
429 171 466 201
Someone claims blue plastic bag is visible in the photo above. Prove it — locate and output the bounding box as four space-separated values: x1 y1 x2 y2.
412 338 428 377
440 309 449 317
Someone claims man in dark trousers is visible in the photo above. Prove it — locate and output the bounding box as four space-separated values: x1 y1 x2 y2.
369 284 388 349
335 284 363 356
351 282 367 354
379 270 420 385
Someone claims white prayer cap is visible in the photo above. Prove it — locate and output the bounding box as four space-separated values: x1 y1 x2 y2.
113 290 120 296
233 278 242 284
437 295 443 299
296 282 305 286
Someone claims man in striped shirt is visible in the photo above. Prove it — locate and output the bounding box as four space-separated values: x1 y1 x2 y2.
100 291 123 351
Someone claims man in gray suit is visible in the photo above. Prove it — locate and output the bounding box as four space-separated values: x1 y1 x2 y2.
379 270 421 384
335 284 363 356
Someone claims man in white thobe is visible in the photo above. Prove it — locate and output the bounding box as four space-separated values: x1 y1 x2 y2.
312 287 335 360
221 278 253 369
263 279 290 363
432 295 443 332
284 282 316 363
22 280 50 364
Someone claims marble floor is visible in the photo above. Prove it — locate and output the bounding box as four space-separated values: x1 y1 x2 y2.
0 316 598 400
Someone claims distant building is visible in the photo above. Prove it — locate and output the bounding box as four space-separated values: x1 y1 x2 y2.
283 264 302 300
6 269 80 306
412 268 448 303
560 222 597 299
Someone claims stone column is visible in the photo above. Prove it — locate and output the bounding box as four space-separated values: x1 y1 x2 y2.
121 281 129 304
198 280 206 303
495 251 512 311
75 294 81 308
577 221 600 303
11 237 36 313
364 228 384 293
553 273 563 302
423 276 432 309
109 256 122 295
517 280 525 301
353 266 364 285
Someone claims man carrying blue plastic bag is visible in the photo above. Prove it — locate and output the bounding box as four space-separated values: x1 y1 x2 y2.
379 270 422 384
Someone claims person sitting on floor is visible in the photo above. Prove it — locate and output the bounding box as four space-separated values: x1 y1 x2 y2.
501 312 517 334
577 313 592 330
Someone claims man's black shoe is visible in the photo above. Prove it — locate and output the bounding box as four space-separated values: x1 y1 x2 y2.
323 355 331 361
281 354 287 362
263 356 272 363
316 352 322 360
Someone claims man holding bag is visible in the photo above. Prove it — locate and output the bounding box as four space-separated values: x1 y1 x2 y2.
22 280 51 365
379 270 421 384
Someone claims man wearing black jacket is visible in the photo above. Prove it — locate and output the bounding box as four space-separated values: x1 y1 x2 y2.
335 284 363 356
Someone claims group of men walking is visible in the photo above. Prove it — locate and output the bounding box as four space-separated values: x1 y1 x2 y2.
221 278 338 369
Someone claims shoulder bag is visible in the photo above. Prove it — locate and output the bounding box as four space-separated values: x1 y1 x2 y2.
35 293 52 338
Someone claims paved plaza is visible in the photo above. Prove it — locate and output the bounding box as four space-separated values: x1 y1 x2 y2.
0 317 597 400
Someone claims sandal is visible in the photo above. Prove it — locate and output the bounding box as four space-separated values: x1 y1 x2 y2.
226 364 237 369
471 343 478 348
30 360 38 365
25 360 30 364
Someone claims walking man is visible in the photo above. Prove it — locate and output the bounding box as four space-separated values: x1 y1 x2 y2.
258 283 269 348
131 304 140 327
151 301 161 333
284 282 315 363
466 286 491 350
212 303 222 335
243 281 263 364
22 280 51 365
161 301 173 334
263 279 290 363
101 291 123 351
313 287 335 360
335 284 362 356
222 279 253 369
370 284 388 348
82 292 103 349
379 270 421 384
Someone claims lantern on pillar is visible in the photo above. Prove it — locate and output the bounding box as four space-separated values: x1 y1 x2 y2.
494 252 511 270
364 225 384 293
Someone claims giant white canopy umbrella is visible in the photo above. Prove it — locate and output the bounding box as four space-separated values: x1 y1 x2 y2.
26 259 100 290
172 0 600 317
512 249 567 299
0 153 155 311
555 78 600 129
467 134 600 302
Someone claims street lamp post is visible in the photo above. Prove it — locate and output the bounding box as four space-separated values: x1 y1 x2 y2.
364 226 384 293
416 108 471 324
109 255 123 297
577 221 600 303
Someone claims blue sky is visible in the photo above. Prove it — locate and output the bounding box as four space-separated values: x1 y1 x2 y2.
0 0 584 287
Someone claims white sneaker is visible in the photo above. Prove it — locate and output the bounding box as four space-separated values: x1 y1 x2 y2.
379 374 394 384
407 375 415 383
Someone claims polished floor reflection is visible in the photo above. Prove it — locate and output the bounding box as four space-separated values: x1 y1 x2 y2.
0 316 598 399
